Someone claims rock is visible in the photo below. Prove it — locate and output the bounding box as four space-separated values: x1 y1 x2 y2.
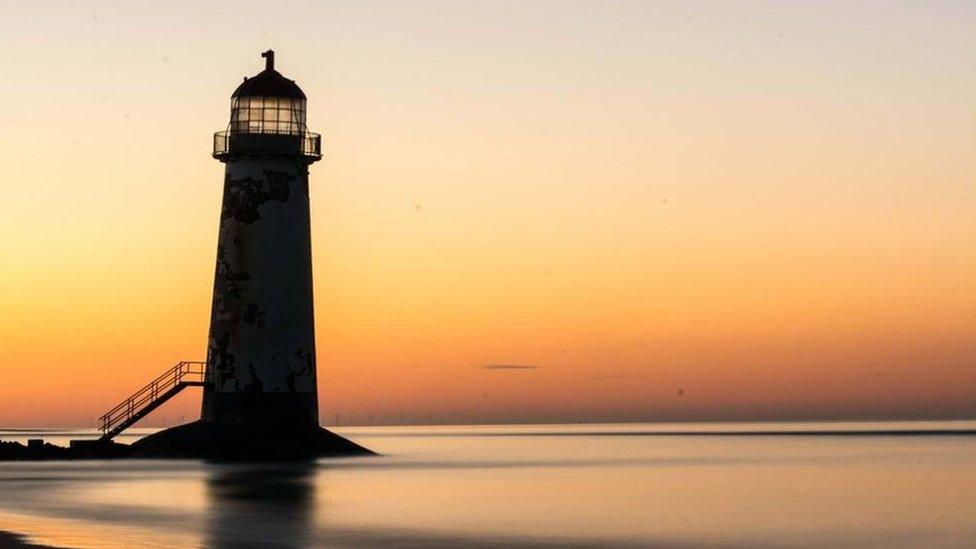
1 422 372 461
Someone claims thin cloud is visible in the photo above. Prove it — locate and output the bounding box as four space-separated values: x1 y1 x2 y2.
590 373 648 381
478 364 540 371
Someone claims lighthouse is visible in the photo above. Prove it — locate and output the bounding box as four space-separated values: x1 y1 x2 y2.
126 51 370 459
203 49 321 427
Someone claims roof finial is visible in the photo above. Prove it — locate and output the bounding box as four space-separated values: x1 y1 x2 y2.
261 49 274 71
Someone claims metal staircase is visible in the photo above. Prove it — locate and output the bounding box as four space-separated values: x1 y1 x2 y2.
98 361 208 441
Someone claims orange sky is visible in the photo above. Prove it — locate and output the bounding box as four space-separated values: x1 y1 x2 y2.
1 1 974 426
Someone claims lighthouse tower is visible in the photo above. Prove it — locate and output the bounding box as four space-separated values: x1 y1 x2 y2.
203 50 321 427
129 51 370 459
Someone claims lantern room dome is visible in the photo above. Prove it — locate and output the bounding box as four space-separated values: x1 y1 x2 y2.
232 67 306 100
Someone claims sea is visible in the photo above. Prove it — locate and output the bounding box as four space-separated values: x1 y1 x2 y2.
0 421 974 548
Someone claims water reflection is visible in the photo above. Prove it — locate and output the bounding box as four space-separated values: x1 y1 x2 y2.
0 424 974 549
204 463 316 549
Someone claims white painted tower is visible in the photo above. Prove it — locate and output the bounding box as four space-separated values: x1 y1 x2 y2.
203 50 322 428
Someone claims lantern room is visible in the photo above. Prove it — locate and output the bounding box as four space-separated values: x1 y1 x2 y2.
213 50 321 163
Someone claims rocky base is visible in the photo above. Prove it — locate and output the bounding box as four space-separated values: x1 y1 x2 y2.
0 421 373 461
130 420 373 460
0 439 130 461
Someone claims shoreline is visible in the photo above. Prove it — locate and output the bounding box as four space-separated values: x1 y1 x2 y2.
0 531 62 549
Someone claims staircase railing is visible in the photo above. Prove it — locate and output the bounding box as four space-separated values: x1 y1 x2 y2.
98 361 207 440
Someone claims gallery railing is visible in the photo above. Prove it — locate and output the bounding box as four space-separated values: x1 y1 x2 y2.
213 130 322 161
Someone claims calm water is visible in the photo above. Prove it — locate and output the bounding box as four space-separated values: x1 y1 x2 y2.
1 422 975 548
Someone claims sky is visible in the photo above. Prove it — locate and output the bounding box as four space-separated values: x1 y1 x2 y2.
0 1 973 427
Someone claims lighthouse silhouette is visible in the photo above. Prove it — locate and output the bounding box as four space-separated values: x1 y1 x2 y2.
204 49 321 427
130 51 371 459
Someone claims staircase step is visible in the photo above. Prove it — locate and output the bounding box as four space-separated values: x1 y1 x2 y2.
98 361 206 441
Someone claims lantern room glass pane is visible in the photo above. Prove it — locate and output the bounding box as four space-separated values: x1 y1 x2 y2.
228 96 307 135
